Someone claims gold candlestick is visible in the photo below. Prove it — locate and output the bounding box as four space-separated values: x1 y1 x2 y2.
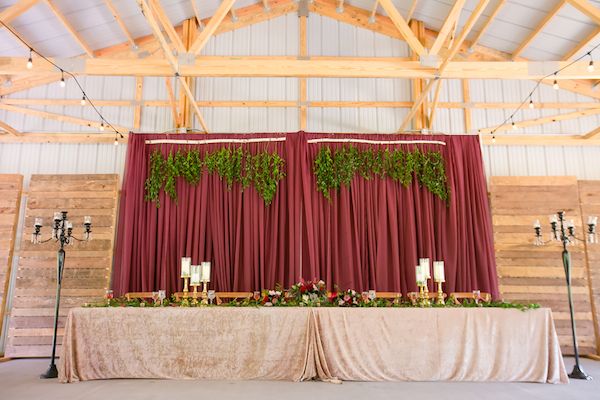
436 281 445 305
191 285 198 305
200 281 209 305
422 282 430 306
183 277 189 299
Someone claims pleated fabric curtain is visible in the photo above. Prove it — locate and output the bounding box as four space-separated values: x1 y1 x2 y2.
300 133 498 298
112 132 498 299
112 133 302 295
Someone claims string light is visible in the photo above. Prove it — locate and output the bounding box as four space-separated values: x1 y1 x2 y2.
100 121 105 131
26 49 33 69
488 42 600 144
0 20 121 136
114 137 119 146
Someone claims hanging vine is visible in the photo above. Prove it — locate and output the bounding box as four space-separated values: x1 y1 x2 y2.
145 147 286 207
313 145 449 202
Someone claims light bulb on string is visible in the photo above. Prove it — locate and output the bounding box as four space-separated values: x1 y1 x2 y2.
114 137 119 146
492 135 496 144
588 52 595 72
511 118 517 130
99 121 105 131
26 49 33 69
553 73 559 90
80 95 86 106
59 70 65 88
529 97 534 109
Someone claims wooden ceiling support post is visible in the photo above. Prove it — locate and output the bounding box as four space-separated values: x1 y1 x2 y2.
299 1 308 131
133 77 143 131
181 18 197 130
409 19 426 131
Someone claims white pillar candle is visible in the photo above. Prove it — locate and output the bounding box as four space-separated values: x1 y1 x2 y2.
419 258 431 279
34 217 43 227
533 219 540 228
190 265 201 285
181 257 191 278
433 261 445 282
84 215 92 225
415 265 424 285
201 261 211 282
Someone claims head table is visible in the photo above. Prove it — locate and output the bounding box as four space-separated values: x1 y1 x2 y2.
58 307 567 384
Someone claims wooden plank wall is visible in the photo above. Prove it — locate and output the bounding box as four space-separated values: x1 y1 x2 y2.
5 174 119 358
490 176 596 355
0 175 23 346
578 180 600 355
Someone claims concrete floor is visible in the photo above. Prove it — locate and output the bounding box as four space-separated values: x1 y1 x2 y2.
1 357 599 400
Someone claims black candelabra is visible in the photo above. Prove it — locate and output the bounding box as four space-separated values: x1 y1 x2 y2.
32 211 92 379
533 211 597 380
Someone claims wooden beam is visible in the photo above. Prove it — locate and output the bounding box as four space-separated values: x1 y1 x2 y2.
43 0 94 57
0 0 39 24
512 0 565 58
406 0 418 24
181 18 197 128
133 77 143 130
0 103 129 132
478 108 600 134
563 27 600 60
583 126 600 139
469 0 505 49
370 1 379 21
190 0 204 29
480 134 600 146
165 77 180 127
147 0 186 53
0 120 19 135
409 20 426 130
0 132 128 144
6 56 600 79
137 0 208 132
428 79 443 129
377 0 426 56
189 0 236 55
399 0 490 132
566 0 600 25
103 0 136 47
299 12 307 131
462 79 472 133
430 0 465 55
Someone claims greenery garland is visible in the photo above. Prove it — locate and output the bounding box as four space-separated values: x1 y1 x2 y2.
145 147 285 207
313 145 449 202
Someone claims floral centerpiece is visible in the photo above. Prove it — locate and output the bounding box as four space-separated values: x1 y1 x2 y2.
289 278 328 306
331 289 362 307
260 289 286 306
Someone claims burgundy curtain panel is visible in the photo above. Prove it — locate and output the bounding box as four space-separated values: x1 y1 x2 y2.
113 132 498 298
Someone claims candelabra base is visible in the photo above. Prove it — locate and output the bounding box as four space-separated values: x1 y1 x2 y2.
40 364 58 379
569 364 592 380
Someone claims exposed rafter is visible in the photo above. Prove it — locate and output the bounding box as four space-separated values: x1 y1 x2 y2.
103 0 136 48
133 77 143 130
478 108 600 134
189 0 236 55
43 0 94 57
378 0 426 56
512 0 565 59
429 0 465 56
566 0 600 25
190 0 205 29
137 0 208 132
406 0 418 24
469 0 505 50
0 103 128 132
399 0 490 131
0 0 39 24
0 120 19 136
583 125 600 139
562 27 600 60
148 0 186 53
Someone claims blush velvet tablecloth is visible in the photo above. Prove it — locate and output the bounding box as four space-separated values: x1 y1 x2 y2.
58 307 567 384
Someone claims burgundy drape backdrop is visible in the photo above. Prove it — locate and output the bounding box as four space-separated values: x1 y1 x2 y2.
113 132 499 298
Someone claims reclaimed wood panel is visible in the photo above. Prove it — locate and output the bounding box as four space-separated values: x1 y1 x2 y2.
0 175 23 350
490 176 596 355
578 180 600 355
5 174 118 358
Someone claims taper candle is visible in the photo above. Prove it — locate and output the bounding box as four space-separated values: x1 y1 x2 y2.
201 261 211 282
